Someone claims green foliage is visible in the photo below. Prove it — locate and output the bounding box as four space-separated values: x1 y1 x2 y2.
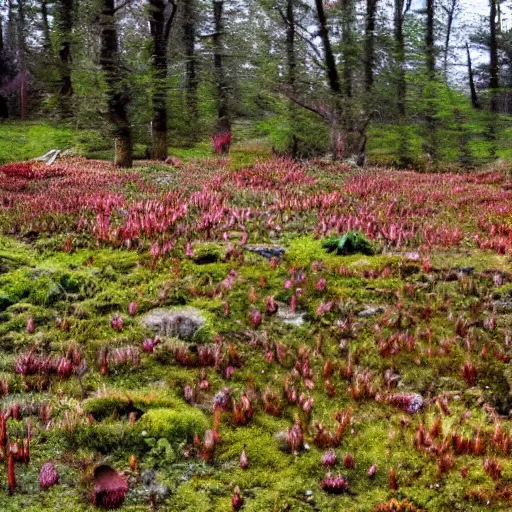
192 243 224 265
137 407 208 443
143 437 176 468
322 231 376 256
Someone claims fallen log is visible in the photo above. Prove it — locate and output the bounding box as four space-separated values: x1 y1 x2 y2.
33 149 61 166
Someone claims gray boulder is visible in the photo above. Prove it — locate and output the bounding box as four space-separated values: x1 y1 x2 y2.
140 307 206 340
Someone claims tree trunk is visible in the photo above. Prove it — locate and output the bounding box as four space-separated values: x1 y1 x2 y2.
0 16 7 120
285 0 299 156
442 0 457 77
394 0 411 166
56 0 74 118
314 0 366 163
340 0 353 98
329 120 367 165
487 0 499 157
423 0 438 162
489 0 499 113
212 0 231 142
17 0 28 119
149 0 168 160
314 0 340 94
466 43 480 110
41 0 52 53
394 0 409 118
17 0 27 63
183 0 199 142
364 0 378 93
99 0 133 167
425 0 435 80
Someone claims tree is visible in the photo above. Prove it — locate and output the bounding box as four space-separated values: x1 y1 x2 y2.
212 0 231 146
40 0 52 53
394 0 411 166
489 0 499 114
148 0 177 160
56 0 74 118
99 0 133 167
423 0 438 162
441 0 460 77
182 0 199 142
312 0 367 163
0 14 9 119
466 42 480 110
364 0 379 93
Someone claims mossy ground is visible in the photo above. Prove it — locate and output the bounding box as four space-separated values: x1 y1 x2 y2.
1 157 512 511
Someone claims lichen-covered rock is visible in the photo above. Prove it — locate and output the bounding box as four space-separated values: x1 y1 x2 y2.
243 245 285 260
276 302 307 326
358 306 384 317
140 307 206 340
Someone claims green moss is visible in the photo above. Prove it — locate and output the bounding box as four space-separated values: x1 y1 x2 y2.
82 390 182 419
192 242 225 264
137 406 208 443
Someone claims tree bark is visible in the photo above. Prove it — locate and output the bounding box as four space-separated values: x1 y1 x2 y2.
99 0 133 167
41 0 52 52
466 43 480 110
340 0 353 98
489 0 499 113
425 0 435 80
183 0 199 141
424 0 438 162
212 0 231 140
0 16 7 120
283 0 299 156
394 0 409 118
394 0 411 166
442 0 457 77
314 0 366 163
149 0 168 160
17 0 27 64
56 0 74 118
364 0 378 93
314 0 340 95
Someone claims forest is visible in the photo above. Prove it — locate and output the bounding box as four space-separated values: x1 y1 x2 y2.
2 0 512 511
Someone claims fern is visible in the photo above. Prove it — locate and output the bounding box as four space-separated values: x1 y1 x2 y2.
322 231 375 256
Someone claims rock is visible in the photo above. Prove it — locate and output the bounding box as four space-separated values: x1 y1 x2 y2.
243 245 285 260
148 482 171 501
140 307 206 340
276 302 307 326
141 469 157 486
493 301 512 314
274 430 288 451
452 266 475 276
358 306 384 317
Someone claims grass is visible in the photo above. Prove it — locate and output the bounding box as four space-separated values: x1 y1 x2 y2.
0 121 272 169
3 117 512 169
0 122 77 164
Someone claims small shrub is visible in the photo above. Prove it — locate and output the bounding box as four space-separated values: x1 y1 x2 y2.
322 231 375 256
